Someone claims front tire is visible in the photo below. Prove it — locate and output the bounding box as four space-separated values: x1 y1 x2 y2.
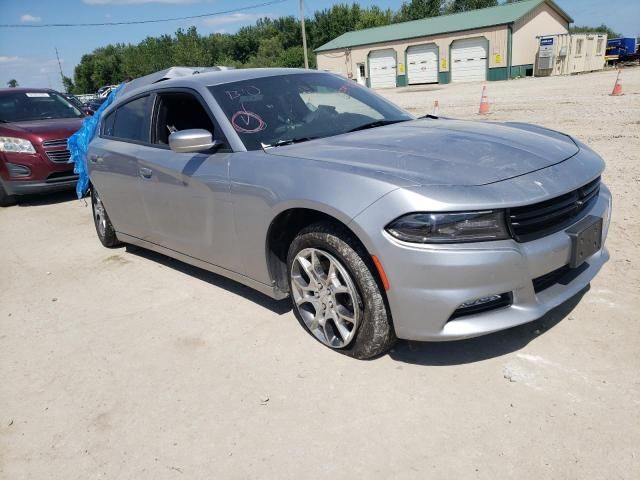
287 222 396 359
91 187 121 248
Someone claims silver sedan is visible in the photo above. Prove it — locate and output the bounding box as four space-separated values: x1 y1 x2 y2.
88 68 611 359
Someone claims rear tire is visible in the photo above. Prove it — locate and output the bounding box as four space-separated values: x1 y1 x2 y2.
287 222 396 359
0 183 16 207
91 187 121 248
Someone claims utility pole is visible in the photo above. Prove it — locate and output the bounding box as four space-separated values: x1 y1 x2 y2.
55 47 66 92
299 0 309 69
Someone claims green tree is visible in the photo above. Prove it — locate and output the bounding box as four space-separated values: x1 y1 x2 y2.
446 0 498 13
395 0 442 22
62 75 74 93
173 26 212 66
7 79 19 88
245 36 285 67
571 24 622 39
73 53 97 93
356 6 394 29
308 4 363 50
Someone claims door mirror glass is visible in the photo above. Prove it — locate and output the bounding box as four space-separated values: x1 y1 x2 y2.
169 129 218 153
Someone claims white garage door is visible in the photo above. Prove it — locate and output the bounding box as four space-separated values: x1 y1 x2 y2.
407 44 438 84
451 38 488 83
369 49 396 89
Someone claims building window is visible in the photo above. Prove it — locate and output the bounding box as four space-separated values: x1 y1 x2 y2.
596 38 604 54
576 39 583 55
358 64 366 78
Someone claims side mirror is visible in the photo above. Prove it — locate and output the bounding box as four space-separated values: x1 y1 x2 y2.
169 129 220 153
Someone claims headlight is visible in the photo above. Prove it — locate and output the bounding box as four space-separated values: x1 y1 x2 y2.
0 137 36 154
386 211 510 243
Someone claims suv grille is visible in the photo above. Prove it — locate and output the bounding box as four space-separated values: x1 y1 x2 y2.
507 177 601 242
42 138 71 163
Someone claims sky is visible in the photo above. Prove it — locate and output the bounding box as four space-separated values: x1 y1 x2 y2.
1 0 638 91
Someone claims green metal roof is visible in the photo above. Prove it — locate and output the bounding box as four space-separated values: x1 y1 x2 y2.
315 0 573 52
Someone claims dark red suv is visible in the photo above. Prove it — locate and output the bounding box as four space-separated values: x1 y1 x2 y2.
0 88 84 206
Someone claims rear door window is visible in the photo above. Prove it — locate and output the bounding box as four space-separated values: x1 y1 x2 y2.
112 95 152 143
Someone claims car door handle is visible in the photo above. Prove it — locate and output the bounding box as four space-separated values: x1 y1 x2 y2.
139 167 153 179
90 154 103 164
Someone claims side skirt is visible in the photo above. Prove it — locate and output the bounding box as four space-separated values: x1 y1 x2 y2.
117 232 289 300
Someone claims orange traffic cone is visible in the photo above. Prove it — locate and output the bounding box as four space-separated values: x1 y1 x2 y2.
611 69 623 96
479 86 490 114
433 100 439 116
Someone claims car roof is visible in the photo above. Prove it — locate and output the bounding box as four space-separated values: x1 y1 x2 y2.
0 87 57 94
115 68 327 104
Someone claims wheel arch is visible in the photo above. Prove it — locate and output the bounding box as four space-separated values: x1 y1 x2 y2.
265 204 376 294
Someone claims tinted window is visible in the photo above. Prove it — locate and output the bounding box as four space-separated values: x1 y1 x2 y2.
112 95 152 142
0 91 83 122
208 72 412 151
102 110 116 137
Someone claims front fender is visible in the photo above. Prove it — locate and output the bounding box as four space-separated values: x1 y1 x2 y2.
229 151 400 285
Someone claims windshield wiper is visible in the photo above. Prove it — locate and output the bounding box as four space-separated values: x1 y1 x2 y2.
261 136 318 149
347 119 408 133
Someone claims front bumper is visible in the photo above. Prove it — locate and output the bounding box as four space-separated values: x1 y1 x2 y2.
353 184 612 341
1 174 78 196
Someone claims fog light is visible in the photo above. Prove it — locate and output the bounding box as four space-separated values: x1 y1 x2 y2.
7 162 31 177
450 292 512 320
460 294 503 309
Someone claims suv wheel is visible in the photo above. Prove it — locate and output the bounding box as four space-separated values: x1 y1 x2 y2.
91 187 121 248
287 222 396 359
0 183 16 207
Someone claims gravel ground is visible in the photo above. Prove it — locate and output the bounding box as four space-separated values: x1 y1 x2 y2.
1 68 639 479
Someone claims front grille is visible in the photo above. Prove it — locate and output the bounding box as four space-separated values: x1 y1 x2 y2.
42 139 68 148
507 177 601 242
42 138 71 163
46 171 78 183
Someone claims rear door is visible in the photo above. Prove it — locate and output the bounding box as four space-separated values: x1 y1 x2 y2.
135 89 236 269
89 94 152 239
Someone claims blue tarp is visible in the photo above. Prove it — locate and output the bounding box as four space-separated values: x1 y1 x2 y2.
67 84 124 199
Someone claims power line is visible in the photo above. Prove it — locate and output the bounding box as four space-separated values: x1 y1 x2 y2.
0 0 290 28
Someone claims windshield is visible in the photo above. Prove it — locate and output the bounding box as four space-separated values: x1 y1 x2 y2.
0 91 83 122
209 72 413 150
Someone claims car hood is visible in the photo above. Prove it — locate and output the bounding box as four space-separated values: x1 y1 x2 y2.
1 118 84 139
266 119 580 186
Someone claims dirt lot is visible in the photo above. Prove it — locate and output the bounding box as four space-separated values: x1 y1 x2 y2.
1 68 639 479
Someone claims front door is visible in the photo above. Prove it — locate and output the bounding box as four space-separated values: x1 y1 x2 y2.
356 63 366 86
135 89 235 269
89 94 153 239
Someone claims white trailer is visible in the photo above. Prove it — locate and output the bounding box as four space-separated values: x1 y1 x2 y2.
535 33 607 76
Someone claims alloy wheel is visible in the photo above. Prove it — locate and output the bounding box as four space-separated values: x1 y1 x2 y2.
290 248 360 348
92 190 107 238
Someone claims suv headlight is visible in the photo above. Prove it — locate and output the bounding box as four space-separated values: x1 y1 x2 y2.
0 137 36 154
386 211 510 243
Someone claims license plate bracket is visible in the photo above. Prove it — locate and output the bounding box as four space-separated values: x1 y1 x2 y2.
566 215 603 268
